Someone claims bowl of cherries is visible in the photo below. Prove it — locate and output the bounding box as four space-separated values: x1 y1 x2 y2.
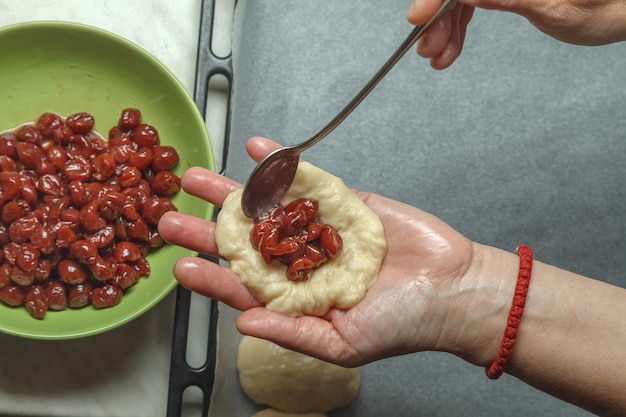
0 22 214 339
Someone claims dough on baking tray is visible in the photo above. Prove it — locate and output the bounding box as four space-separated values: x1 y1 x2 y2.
238 336 360 413
252 409 327 417
215 161 386 316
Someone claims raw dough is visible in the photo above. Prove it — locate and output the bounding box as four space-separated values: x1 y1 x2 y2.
252 409 327 417
215 161 386 316
238 336 360 413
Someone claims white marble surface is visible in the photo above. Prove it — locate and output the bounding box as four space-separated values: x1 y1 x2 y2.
0 0 203 92
0 0 228 416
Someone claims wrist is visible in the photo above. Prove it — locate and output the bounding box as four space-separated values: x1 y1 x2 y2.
434 243 520 367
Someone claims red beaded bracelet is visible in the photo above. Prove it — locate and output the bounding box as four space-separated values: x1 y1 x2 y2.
486 244 533 380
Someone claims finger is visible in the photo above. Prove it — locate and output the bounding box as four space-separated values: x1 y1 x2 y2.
236 307 360 366
458 4 475 45
181 166 241 207
173 256 263 311
158 211 219 256
429 5 470 69
246 136 283 162
416 12 452 59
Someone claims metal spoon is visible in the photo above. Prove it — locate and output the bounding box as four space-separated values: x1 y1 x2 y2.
241 0 457 219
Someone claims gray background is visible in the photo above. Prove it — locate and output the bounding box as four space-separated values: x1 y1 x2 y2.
210 1 626 416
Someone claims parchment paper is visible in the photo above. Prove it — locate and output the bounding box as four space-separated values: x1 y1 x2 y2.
209 1 626 416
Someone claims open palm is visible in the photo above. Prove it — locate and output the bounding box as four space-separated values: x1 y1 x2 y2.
158 137 475 367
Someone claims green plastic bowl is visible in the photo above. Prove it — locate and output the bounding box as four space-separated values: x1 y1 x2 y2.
0 22 214 339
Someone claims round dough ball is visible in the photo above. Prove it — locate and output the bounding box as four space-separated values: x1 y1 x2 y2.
216 161 386 316
252 409 327 417
238 336 360 413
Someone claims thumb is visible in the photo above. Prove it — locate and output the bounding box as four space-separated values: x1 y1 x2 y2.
246 136 283 162
408 0 529 22
407 0 446 25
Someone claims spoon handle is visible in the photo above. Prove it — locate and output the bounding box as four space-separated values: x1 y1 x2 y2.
297 0 457 152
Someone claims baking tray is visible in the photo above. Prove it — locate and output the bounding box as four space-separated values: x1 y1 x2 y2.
166 0 232 416
168 0 626 416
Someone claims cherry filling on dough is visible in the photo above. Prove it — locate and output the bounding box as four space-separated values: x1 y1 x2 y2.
249 198 343 282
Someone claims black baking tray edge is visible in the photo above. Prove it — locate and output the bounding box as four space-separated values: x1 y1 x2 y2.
166 0 234 416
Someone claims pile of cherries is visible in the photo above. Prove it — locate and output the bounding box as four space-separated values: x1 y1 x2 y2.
0 109 179 319
250 198 343 281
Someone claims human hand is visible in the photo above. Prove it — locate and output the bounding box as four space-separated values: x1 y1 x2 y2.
158 137 507 367
408 0 626 69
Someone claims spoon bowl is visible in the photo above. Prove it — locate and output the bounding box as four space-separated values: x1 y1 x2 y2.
241 147 300 219
241 0 457 218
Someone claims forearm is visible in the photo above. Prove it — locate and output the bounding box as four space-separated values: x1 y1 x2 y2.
508 259 626 416
447 244 626 415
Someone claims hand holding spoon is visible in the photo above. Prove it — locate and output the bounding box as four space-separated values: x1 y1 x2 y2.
241 0 456 219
